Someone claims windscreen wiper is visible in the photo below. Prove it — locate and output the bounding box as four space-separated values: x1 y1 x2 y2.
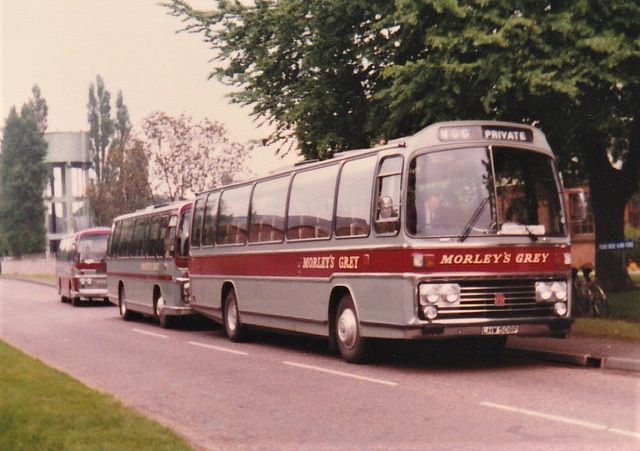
459 196 490 242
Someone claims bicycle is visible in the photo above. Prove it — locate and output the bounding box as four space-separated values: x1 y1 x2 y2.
571 266 610 318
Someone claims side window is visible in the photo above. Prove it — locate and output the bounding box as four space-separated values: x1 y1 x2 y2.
120 219 135 257
249 176 289 244
146 215 161 257
107 223 118 257
335 156 377 238
191 198 206 249
157 215 170 257
375 156 403 235
132 217 150 257
166 215 178 257
287 165 339 241
176 209 191 257
202 193 220 247
217 185 252 245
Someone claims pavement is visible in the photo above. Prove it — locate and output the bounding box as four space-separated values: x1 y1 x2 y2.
507 335 640 373
5 276 640 374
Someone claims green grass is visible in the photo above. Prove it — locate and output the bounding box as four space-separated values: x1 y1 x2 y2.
0 340 193 450
0 274 56 284
570 287 640 341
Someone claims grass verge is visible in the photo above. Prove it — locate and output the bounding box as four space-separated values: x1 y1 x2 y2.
570 289 640 341
0 340 192 450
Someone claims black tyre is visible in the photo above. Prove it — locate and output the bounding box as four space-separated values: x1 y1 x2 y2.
335 294 367 363
224 289 244 342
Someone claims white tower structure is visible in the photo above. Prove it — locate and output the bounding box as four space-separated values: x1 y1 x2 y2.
44 131 93 251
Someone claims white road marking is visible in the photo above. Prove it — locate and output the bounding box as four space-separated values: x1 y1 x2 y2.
188 341 249 356
284 361 398 386
132 328 169 339
481 401 640 439
608 428 640 440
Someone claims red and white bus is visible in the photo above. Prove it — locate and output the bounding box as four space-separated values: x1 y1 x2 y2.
106 201 192 328
188 121 573 362
56 227 111 306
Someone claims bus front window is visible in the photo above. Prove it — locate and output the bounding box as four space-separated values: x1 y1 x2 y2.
407 147 565 239
77 235 109 263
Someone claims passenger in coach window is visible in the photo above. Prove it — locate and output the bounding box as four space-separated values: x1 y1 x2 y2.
414 191 462 235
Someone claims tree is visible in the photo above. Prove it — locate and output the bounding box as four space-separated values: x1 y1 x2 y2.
27 84 48 134
87 75 115 183
86 88 151 225
87 138 153 226
140 111 248 201
374 1 640 291
0 105 49 257
168 0 640 291
166 0 392 160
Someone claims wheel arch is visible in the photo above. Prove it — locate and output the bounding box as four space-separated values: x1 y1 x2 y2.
328 285 354 350
221 281 237 310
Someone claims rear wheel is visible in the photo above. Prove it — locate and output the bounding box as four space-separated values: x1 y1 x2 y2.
335 294 367 363
224 289 244 342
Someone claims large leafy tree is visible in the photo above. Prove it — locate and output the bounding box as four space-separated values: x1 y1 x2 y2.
0 105 49 257
167 0 392 159
168 0 640 290
140 111 248 200
375 1 640 291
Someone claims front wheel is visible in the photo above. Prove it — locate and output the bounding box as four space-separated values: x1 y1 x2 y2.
119 286 134 321
335 294 367 363
155 294 172 329
224 290 244 342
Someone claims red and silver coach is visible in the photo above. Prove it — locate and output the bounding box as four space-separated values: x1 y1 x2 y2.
106 201 192 328
56 227 111 306
188 121 573 362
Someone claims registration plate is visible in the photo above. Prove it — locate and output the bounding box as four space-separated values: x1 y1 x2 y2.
482 325 519 335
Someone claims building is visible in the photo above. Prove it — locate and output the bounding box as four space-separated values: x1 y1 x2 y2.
565 187 596 267
44 131 94 252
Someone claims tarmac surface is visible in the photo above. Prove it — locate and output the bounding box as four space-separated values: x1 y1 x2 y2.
6 276 640 374
507 335 640 373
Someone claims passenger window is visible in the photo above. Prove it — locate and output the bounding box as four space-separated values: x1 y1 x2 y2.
202 193 220 247
146 215 161 257
119 219 135 257
335 156 376 238
191 198 206 248
109 222 122 257
287 165 339 241
217 185 252 245
249 176 289 244
176 210 191 257
132 217 150 257
157 215 169 257
375 156 403 235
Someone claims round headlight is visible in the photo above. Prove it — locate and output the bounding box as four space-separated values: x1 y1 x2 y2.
420 285 441 305
536 282 552 301
554 302 568 316
423 305 438 320
441 284 460 303
551 282 567 301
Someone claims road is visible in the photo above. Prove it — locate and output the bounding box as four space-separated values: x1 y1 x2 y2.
1 278 639 450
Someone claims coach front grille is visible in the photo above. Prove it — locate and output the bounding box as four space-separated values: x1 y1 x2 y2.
433 278 558 320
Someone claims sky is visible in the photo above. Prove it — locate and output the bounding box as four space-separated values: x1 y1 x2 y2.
0 0 297 174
